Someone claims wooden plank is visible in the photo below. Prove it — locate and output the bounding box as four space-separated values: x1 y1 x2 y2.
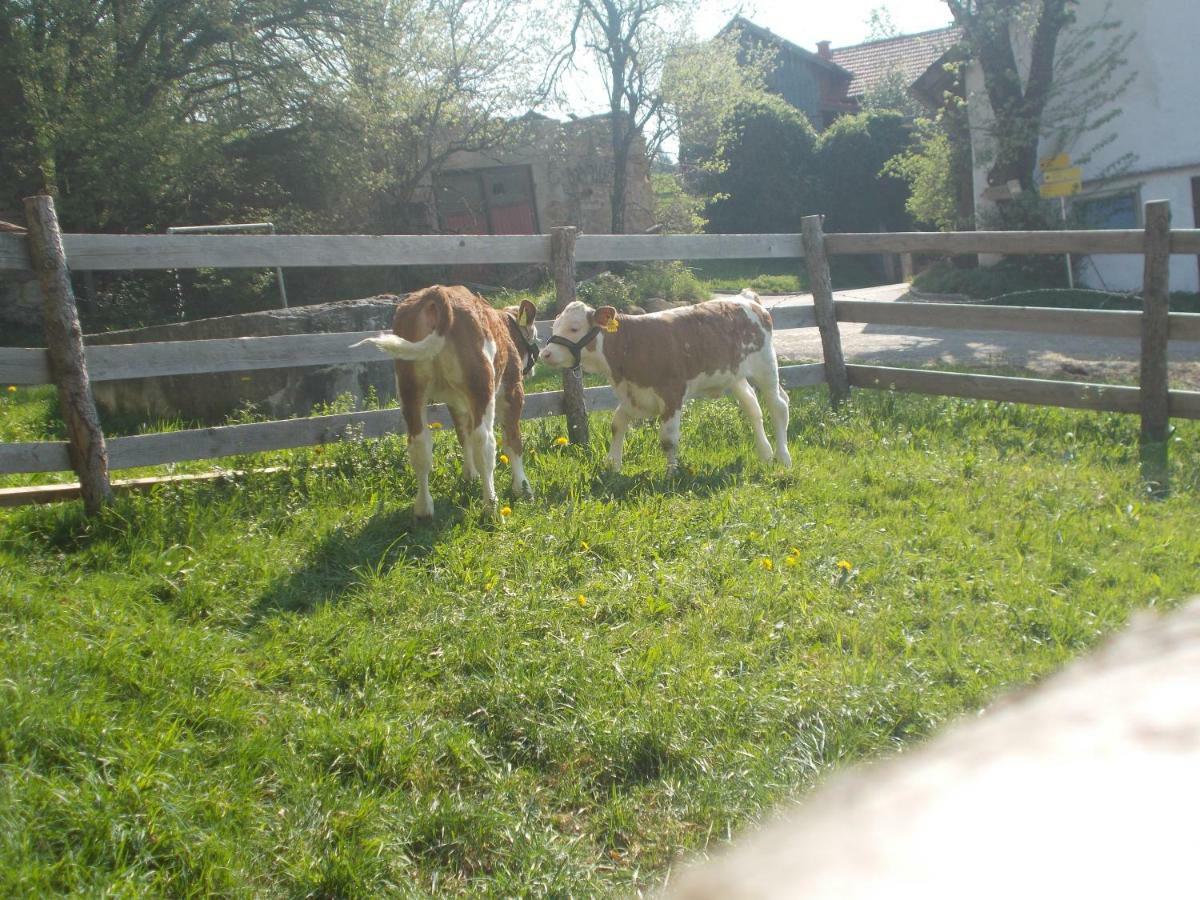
846 365 1141 414
576 233 804 263
0 347 52 385
1170 230 1200 254
778 364 826 388
553 226 589 446
0 232 32 270
801 216 849 409
835 300 1143 338
1169 313 1200 342
770 305 818 330
25 194 112 513
825 230 1146 256
0 466 292 507
0 440 71 474
1169 390 1200 420
1139 200 1172 494
58 233 552 270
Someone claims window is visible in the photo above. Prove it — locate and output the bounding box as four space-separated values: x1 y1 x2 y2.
1074 190 1139 229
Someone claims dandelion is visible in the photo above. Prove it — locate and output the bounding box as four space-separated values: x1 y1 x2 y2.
579 540 590 551
429 422 444 430
577 595 587 606
6 385 15 393
749 530 760 540
499 453 509 465
837 559 853 573
554 436 569 446
500 506 512 517
785 555 798 567
758 557 774 571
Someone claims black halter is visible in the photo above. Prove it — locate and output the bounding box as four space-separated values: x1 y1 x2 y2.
507 315 542 376
547 326 603 371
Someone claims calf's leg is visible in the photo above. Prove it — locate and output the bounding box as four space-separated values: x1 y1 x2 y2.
750 357 792 468
466 398 499 513
498 381 532 498
450 405 478 480
658 409 683 472
399 383 434 520
730 378 773 463
608 405 635 472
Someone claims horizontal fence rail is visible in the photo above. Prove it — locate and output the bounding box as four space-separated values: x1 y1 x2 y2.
0 306 820 386
0 364 827 475
2 229 1200 272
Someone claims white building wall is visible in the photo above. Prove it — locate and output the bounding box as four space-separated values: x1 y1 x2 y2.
966 0 1200 292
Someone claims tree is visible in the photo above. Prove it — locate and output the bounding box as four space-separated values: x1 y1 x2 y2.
702 96 818 235
945 0 1133 193
557 0 698 233
815 110 913 233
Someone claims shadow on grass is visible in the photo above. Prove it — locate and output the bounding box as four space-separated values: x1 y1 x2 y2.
548 457 752 505
251 501 465 622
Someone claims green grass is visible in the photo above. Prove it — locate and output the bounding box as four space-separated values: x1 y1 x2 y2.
1 389 1199 895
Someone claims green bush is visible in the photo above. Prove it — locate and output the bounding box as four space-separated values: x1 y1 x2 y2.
815 110 913 233
703 96 819 234
578 263 707 310
913 259 1069 300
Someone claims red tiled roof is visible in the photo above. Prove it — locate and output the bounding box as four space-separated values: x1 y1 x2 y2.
830 26 962 99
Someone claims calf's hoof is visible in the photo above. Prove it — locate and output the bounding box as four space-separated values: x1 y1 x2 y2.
513 479 534 499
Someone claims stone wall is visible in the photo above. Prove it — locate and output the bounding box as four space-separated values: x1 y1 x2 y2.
428 113 656 235
88 297 404 425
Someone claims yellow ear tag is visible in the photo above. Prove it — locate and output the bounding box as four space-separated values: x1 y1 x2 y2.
517 310 530 326
603 317 619 334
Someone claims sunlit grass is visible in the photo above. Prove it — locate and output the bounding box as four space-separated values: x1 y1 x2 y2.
1 388 1198 895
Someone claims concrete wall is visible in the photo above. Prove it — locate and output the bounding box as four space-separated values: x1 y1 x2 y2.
88 298 402 425
965 0 1200 291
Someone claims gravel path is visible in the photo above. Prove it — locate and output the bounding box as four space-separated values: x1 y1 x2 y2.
752 284 1200 390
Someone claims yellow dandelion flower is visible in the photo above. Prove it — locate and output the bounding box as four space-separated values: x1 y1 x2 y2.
580 540 590 551
758 557 774 571
6 385 15 393
499 453 509 465
749 530 760 540
429 422 444 430
577 595 587 606
500 506 512 517
790 547 801 556
554 436 569 446
837 559 853 572
785 555 798 567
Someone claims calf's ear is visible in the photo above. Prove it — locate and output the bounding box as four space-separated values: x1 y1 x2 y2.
592 306 617 329
518 299 537 327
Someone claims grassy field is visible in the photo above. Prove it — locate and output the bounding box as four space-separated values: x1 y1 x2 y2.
2 387 1199 895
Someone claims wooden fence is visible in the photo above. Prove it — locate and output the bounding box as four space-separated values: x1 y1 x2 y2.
2 196 1199 511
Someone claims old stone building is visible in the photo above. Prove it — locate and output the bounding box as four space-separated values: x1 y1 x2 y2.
418 112 656 236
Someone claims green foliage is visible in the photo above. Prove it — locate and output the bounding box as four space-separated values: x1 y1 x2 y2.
578 262 707 310
651 171 708 233
1 388 1198 893
988 289 1200 314
815 110 913 233
913 259 1069 299
703 96 819 234
884 118 973 231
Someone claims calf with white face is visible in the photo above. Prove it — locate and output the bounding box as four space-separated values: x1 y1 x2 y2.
540 290 791 472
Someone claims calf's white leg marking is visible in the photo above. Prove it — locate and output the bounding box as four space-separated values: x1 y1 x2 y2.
608 405 635 472
730 378 774 463
658 410 683 471
409 425 435 519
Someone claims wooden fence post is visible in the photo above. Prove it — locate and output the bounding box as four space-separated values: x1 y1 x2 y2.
23 194 112 514
551 226 589 446
1139 200 1171 495
801 215 850 409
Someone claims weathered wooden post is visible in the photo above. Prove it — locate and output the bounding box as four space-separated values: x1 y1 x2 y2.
551 226 589 446
23 194 112 514
800 214 850 410
1139 200 1171 496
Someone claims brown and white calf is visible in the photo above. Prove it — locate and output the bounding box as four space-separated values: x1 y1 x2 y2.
539 289 791 471
352 285 540 519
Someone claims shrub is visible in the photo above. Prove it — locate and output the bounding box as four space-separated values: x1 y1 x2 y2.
912 259 1068 299
703 96 819 234
578 272 638 311
815 110 913 233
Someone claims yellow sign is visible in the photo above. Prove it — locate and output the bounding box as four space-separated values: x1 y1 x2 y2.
1039 180 1082 199
1042 166 1083 185
1039 153 1071 171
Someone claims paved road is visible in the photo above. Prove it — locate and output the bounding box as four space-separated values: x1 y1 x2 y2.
753 284 1200 389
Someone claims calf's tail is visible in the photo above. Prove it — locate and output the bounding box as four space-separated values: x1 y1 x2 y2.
350 332 446 360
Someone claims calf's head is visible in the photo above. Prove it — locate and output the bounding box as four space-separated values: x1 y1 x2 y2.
541 301 617 371
504 299 541 375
